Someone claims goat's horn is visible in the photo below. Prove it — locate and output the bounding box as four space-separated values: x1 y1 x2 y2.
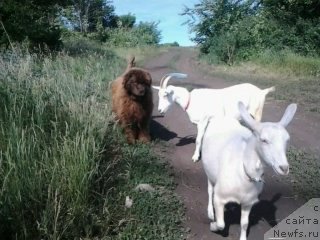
160 74 172 89
160 73 188 88
159 74 169 88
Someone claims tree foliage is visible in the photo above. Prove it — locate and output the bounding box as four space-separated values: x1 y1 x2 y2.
117 14 136 28
0 1 161 49
62 0 117 33
104 21 161 47
0 0 70 49
183 0 320 63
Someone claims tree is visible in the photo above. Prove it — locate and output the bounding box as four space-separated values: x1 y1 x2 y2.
134 21 161 45
62 0 117 33
182 0 259 53
0 0 71 49
117 14 136 28
182 0 260 63
183 0 320 63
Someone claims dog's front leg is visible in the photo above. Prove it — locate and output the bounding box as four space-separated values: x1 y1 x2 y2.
122 123 138 144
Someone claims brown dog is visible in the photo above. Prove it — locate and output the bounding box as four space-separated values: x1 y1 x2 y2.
111 56 153 144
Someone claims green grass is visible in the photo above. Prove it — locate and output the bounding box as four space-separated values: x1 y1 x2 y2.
253 50 320 77
286 147 320 200
0 45 184 239
105 142 185 240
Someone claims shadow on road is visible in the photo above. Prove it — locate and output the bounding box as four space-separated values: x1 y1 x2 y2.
151 117 196 146
150 117 177 141
176 135 196 146
214 193 280 238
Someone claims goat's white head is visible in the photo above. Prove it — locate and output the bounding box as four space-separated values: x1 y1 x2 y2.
152 73 187 114
239 102 297 176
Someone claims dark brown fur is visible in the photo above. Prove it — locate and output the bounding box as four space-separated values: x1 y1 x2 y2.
111 56 153 144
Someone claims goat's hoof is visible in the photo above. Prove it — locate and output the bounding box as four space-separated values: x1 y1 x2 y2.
210 222 224 232
240 235 247 240
192 154 200 162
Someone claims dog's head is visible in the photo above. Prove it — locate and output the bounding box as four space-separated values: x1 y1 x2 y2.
123 68 152 97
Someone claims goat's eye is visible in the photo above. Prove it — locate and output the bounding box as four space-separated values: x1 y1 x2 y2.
260 138 269 144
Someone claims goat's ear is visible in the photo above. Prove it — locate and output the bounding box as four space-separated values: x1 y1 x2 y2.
152 86 161 90
238 101 258 132
279 103 297 127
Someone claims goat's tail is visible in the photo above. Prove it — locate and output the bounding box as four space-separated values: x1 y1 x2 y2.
263 86 275 95
126 55 136 71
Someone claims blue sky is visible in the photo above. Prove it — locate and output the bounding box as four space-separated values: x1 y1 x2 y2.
112 0 199 46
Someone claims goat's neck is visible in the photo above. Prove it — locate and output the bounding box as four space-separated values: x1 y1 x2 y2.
242 137 264 182
172 86 190 111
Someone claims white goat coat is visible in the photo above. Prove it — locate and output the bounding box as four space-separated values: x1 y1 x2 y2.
201 117 263 206
186 83 267 124
200 102 296 240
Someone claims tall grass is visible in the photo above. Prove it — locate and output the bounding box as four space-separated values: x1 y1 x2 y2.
0 48 121 238
253 50 320 77
0 45 184 239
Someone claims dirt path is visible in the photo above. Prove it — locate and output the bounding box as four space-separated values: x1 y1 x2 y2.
143 48 320 240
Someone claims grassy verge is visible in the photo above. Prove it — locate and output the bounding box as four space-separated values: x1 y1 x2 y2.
62 35 167 68
0 45 184 239
106 141 185 239
286 147 320 200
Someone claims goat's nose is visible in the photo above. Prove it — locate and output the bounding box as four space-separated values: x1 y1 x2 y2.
279 165 289 174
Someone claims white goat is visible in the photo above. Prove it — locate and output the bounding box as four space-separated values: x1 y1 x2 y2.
153 75 275 162
201 102 297 240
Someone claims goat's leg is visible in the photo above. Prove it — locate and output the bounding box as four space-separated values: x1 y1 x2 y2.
192 129 202 162
192 116 210 162
239 204 252 240
210 197 225 232
207 179 214 220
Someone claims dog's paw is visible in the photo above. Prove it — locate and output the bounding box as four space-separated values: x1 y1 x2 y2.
138 133 151 144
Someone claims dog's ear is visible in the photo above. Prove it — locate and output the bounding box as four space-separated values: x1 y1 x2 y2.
144 72 152 86
123 71 135 92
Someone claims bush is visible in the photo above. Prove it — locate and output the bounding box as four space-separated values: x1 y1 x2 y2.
104 21 161 47
185 0 320 64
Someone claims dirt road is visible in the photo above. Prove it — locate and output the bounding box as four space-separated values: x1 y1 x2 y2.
143 48 319 240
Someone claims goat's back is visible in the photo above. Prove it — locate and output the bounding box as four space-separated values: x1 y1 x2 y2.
190 83 267 119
